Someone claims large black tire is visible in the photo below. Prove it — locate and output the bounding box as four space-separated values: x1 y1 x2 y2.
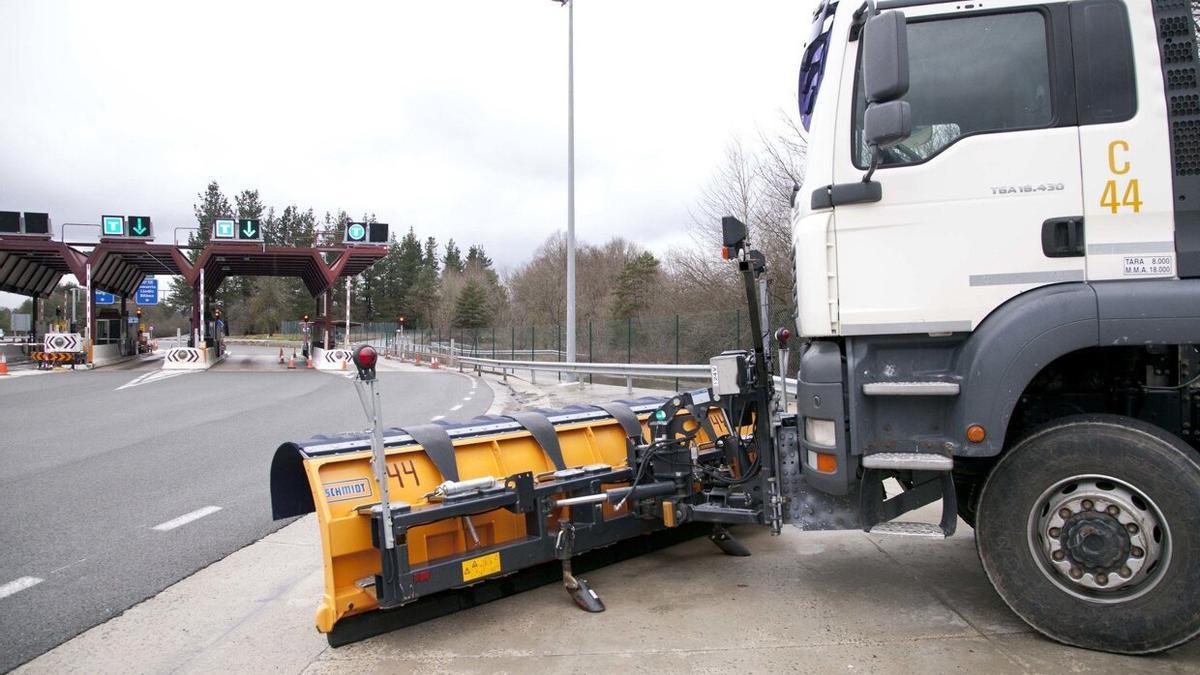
976 414 1200 654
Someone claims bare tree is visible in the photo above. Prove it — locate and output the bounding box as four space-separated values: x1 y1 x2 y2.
669 111 808 321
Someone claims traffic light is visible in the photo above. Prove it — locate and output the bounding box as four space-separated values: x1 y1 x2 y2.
398 316 405 325
302 314 310 323
126 216 152 238
22 212 50 235
214 308 222 319
136 307 143 318
344 222 389 244
1 212 51 235
344 222 367 244
237 218 262 241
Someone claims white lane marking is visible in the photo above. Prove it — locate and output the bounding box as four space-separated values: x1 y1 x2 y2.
116 370 193 391
152 506 222 532
450 404 463 411
471 379 477 391
47 558 87 575
0 576 44 600
463 396 472 401
431 415 445 421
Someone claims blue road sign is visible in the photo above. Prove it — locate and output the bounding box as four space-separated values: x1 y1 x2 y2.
136 278 158 305
214 218 235 239
94 291 115 304
102 215 124 237
345 222 367 243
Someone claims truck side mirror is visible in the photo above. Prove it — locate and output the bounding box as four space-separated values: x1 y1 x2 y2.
862 10 909 103
863 100 912 148
860 10 911 179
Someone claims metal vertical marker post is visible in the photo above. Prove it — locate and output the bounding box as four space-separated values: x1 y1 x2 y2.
565 0 577 381
758 278 770 363
199 268 206 345
355 366 394 550
84 262 92 361
345 279 351 345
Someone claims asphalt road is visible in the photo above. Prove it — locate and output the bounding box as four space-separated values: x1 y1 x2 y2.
0 346 493 672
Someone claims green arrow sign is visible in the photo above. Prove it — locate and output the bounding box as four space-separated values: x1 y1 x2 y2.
128 216 151 236
346 223 366 242
102 215 124 236
239 218 259 239
214 219 235 238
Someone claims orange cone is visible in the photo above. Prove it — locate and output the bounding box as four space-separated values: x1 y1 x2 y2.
306 355 314 369
430 356 440 370
288 349 296 369
0 353 8 376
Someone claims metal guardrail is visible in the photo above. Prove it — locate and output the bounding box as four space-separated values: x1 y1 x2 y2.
451 353 797 397
421 342 574 359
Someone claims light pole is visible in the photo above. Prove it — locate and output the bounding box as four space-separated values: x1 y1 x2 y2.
554 0 577 375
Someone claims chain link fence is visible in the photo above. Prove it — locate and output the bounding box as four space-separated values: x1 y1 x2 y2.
388 308 800 376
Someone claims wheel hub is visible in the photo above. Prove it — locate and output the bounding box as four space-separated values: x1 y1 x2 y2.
1030 475 1169 602
1059 512 1130 571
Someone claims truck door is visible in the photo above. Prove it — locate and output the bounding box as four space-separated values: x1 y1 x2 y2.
1077 0 1178 280
828 2 1085 335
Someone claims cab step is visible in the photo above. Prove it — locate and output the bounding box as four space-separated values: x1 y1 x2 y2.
866 521 946 538
862 452 952 471
859 459 958 537
861 381 960 396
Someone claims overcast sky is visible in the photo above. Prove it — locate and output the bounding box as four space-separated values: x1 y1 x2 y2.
1 0 808 308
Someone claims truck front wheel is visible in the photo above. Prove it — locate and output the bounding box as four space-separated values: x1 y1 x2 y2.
975 414 1200 654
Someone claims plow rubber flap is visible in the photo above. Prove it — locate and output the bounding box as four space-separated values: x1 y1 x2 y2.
326 523 710 647
268 397 732 636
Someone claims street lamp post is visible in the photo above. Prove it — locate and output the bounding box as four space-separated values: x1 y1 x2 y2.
554 0 577 377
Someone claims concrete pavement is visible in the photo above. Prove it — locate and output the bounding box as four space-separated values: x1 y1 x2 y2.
19 500 1200 674
0 352 493 671
9 367 1200 673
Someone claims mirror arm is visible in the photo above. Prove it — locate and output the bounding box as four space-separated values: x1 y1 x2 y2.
850 0 878 41
862 146 881 183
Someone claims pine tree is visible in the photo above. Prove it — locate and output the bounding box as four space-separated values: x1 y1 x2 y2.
465 244 492 269
611 252 660 321
452 279 490 330
165 181 231 317
443 239 464 273
423 237 440 273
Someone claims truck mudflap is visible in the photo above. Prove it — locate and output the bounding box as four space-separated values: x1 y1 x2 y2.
268 396 735 639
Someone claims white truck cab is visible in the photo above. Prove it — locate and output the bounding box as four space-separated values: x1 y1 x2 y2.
787 0 1200 654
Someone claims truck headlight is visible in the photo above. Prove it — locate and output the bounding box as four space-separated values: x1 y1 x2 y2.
805 418 836 447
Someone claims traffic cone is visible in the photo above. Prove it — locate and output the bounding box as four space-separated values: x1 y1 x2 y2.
288 349 296 369
307 355 314 369
278 347 285 364
0 353 8 376
431 356 440 370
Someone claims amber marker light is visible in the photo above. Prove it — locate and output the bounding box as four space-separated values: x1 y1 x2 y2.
966 425 987 444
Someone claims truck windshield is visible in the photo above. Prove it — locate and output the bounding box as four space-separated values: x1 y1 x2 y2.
798 0 837 131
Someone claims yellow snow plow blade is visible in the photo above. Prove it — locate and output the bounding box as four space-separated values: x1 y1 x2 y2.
269 397 732 637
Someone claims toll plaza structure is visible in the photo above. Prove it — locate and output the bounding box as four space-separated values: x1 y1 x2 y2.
0 211 387 368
